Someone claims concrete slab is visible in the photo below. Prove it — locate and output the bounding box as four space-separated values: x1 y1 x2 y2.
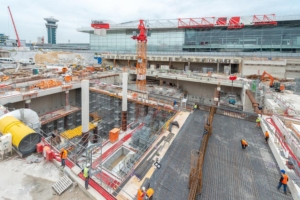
200 114 294 200
0 153 90 200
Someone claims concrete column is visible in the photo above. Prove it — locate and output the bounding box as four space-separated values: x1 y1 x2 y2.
114 59 116 67
65 91 70 111
229 64 232 74
238 61 242 74
93 127 98 143
217 63 220 73
169 58 172 69
25 99 31 108
122 73 128 132
128 60 130 67
81 80 89 147
177 79 179 89
159 79 163 86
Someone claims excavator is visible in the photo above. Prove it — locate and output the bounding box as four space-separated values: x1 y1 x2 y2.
260 71 284 92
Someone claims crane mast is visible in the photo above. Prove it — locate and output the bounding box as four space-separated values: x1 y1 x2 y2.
132 20 147 91
7 6 21 47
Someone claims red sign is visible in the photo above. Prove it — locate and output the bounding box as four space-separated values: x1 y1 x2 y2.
229 76 237 81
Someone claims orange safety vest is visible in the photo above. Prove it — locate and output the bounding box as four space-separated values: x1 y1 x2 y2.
282 174 288 184
60 149 67 159
265 131 269 138
137 189 145 200
241 140 248 146
146 188 154 198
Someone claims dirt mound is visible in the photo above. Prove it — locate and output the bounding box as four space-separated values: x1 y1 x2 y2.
35 52 81 64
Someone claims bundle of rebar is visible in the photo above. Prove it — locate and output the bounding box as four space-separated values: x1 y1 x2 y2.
188 106 216 200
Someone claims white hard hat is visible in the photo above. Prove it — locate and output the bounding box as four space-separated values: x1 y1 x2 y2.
142 187 146 191
86 163 90 167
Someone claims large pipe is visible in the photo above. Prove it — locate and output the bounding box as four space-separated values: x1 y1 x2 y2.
246 90 261 114
81 80 89 146
122 73 128 131
0 109 41 154
0 108 41 130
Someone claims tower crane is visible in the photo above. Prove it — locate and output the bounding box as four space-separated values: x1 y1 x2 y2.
7 6 21 47
132 20 147 91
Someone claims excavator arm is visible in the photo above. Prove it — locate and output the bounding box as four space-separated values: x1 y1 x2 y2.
260 71 275 87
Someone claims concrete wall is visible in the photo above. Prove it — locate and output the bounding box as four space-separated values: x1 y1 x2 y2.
154 78 241 98
241 85 255 113
242 64 286 78
242 60 287 78
8 89 76 116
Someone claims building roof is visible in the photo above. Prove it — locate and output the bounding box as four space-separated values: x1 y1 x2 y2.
77 13 300 33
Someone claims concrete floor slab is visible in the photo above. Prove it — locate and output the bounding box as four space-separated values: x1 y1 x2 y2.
0 153 90 200
200 114 294 200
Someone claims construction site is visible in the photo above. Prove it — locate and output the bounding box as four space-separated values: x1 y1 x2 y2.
1 8 300 200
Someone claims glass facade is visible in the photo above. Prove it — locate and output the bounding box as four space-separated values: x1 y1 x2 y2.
90 20 300 53
90 29 184 52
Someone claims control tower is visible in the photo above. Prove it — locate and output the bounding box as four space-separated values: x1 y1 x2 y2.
44 17 59 44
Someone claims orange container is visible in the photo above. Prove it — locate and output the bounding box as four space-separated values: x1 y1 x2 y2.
62 68 68 73
132 93 138 99
64 76 72 83
109 128 120 143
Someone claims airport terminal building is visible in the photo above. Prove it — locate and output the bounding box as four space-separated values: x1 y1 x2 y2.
77 14 300 53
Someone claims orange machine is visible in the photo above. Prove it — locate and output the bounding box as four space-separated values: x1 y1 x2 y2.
109 128 120 143
260 71 277 87
260 71 284 92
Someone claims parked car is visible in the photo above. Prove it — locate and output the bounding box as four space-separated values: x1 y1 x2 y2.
19 58 35 66
0 57 16 64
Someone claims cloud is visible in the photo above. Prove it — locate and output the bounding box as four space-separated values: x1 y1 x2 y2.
0 0 299 43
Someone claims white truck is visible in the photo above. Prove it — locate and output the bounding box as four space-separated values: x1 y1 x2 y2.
19 58 35 66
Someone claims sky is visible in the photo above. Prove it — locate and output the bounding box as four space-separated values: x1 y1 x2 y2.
0 0 299 43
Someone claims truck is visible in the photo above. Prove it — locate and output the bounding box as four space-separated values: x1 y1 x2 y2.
19 58 35 66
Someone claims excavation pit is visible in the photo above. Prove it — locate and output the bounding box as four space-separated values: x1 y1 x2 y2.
103 146 135 178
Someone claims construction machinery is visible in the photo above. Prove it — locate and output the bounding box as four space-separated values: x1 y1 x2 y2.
132 20 147 91
7 6 21 47
260 71 284 92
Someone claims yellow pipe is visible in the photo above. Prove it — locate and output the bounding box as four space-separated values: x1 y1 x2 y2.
0 116 37 151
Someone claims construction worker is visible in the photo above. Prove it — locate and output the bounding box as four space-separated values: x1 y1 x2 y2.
60 148 67 168
137 187 146 200
256 116 261 127
277 169 289 195
194 103 197 111
145 188 154 200
265 131 269 143
83 163 91 189
241 139 248 149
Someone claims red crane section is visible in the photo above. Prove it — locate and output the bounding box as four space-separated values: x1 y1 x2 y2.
216 17 227 25
132 20 147 91
7 6 21 47
178 17 215 28
252 14 277 26
228 17 244 29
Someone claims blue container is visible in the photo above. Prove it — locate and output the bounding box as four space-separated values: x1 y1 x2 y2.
32 68 39 75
